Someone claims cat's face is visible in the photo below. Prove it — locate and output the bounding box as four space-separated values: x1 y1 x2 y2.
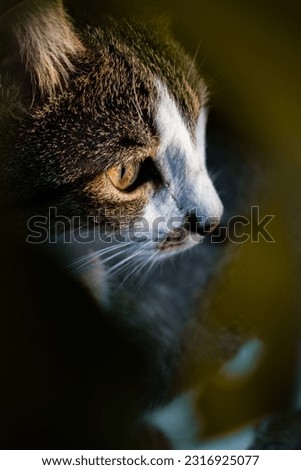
0 2 222 264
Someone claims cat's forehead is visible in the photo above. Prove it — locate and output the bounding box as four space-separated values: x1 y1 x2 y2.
52 32 207 164
82 21 206 132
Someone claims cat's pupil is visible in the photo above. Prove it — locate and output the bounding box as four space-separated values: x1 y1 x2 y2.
107 162 140 191
120 166 126 180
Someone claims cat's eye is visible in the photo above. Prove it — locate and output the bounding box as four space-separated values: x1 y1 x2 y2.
107 162 140 191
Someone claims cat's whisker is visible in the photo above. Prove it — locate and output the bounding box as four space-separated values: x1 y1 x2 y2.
105 248 141 277
68 233 155 275
126 241 158 280
68 241 133 272
112 256 146 292
68 244 120 268
134 260 154 291
187 38 203 80
105 240 153 278
130 254 153 280
101 242 136 265
115 241 155 288
209 167 223 184
196 51 209 75
134 250 159 292
132 69 144 122
67 222 89 237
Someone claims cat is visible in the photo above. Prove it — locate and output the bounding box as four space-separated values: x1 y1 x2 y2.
0 0 225 296
0 0 249 449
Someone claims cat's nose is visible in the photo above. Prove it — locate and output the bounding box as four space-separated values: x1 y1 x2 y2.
185 210 221 236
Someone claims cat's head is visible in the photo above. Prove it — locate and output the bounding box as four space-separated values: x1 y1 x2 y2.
0 0 223 260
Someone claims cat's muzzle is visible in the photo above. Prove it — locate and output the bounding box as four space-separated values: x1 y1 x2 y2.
158 213 220 251
158 227 188 250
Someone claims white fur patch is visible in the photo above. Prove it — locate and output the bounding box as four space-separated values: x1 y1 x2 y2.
142 80 223 239
155 83 198 168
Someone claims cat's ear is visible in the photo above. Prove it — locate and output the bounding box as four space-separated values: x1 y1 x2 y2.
0 0 84 99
